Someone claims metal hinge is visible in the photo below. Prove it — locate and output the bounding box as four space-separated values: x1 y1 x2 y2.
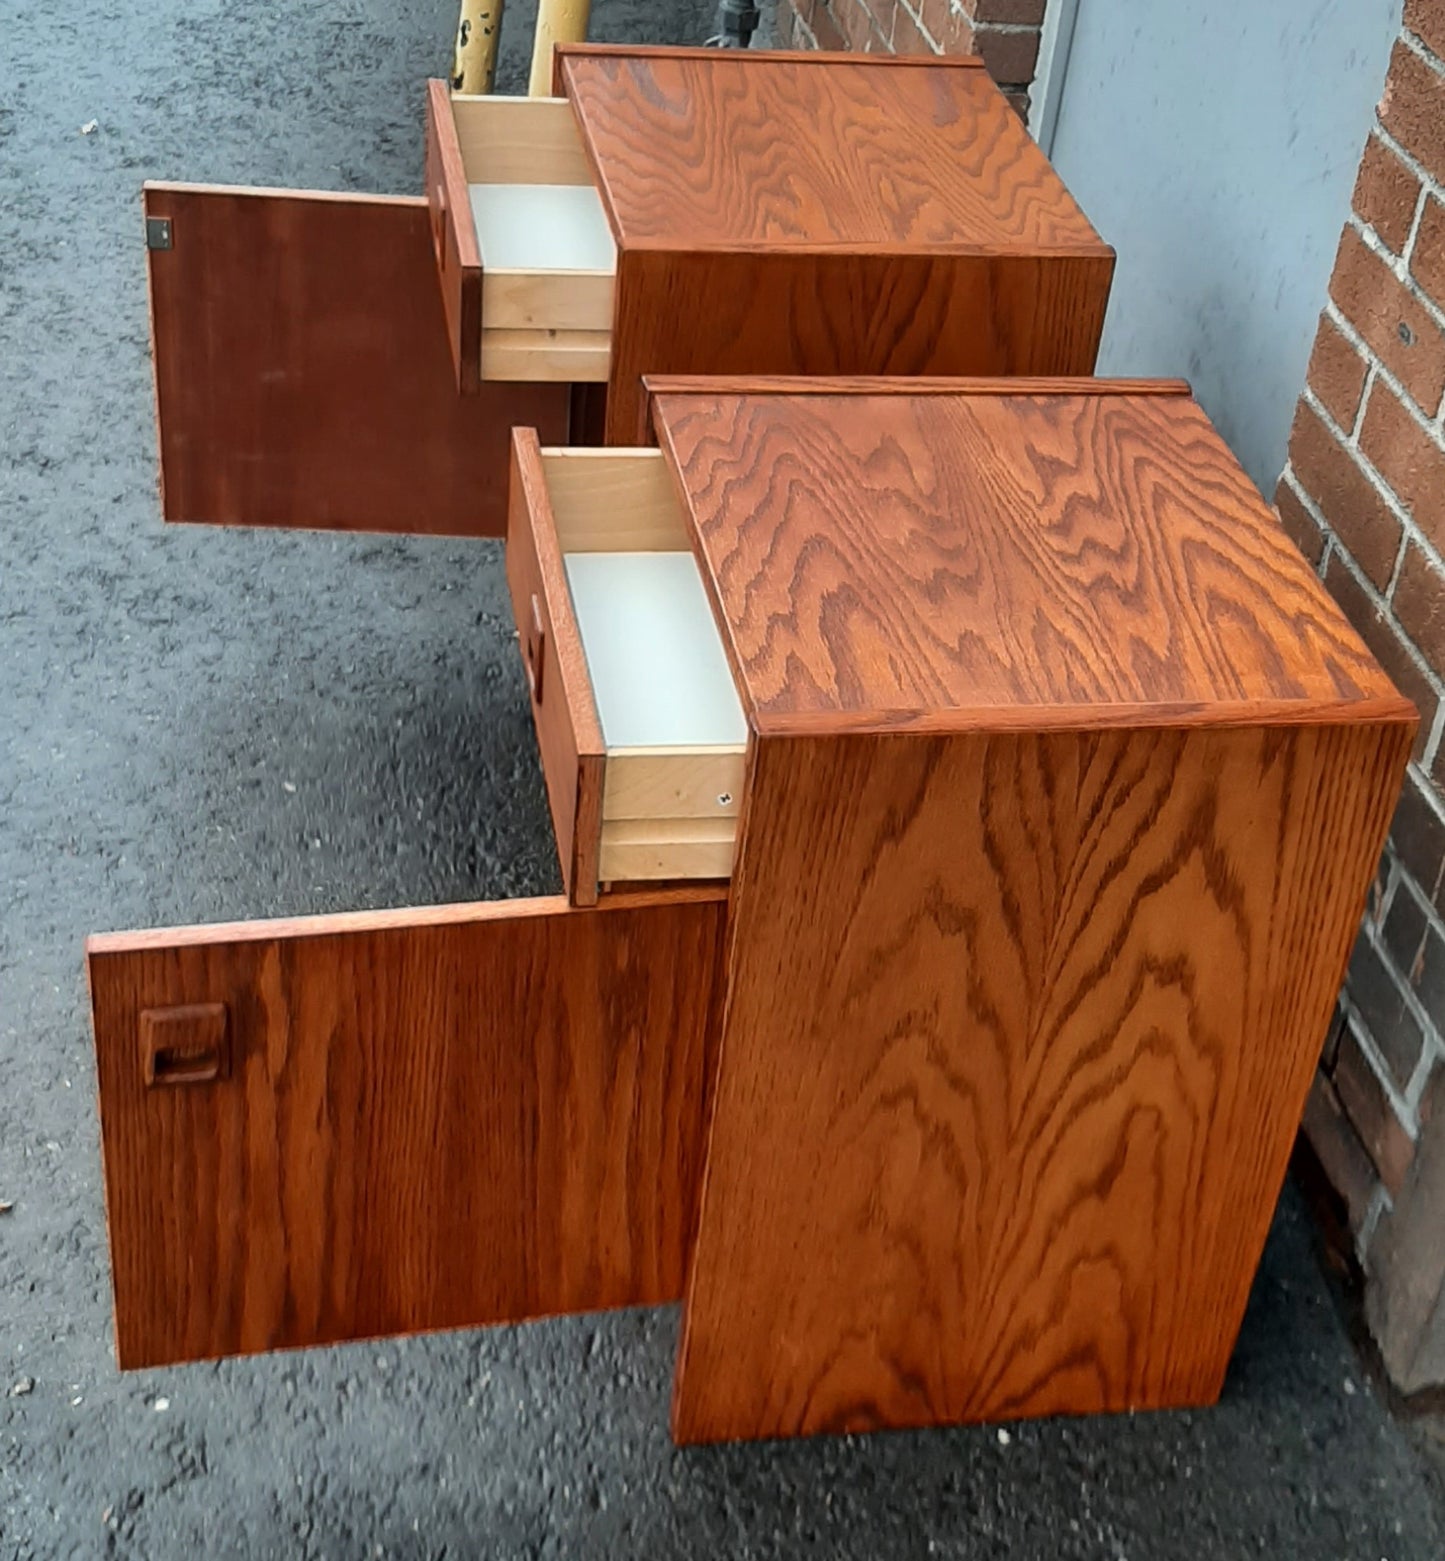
145 216 172 251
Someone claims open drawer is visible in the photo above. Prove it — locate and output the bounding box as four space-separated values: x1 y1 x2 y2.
425 81 615 392
505 433 747 905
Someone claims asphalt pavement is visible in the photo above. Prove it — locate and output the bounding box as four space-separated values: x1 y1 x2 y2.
1 1 1443 1554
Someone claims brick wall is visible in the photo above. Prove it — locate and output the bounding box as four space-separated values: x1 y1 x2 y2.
1277 1 1445 1394
781 1 1045 113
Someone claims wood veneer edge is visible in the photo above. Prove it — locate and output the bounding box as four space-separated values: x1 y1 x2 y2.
748 696 1421 739
141 187 169 522
427 79 481 270
556 44 989 70
513 428 608 904
612 238 1114 259
644 375 1193 401
85 883 728 955
141 179 426 209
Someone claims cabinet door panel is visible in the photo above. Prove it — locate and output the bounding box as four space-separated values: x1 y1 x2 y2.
144 183 569 536
88 891 725 1368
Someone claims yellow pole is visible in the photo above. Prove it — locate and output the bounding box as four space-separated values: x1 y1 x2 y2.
453 0 505 95
529 0 592 96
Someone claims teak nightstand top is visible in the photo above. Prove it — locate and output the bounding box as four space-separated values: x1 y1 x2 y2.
648 378 1409 734
559 47 1107 255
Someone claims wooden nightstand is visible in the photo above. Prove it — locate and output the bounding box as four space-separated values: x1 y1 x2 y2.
87 377 1411 1444
141 47 1111 537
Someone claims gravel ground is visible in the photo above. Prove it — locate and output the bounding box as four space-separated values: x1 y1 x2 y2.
2 0 1444 1555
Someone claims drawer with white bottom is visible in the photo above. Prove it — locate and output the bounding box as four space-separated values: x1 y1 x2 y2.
505 436 746 903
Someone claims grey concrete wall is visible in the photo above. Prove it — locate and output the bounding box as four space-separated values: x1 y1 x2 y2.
1040 0 1402 489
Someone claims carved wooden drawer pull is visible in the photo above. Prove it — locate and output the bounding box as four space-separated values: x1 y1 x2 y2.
140 1003 229 1087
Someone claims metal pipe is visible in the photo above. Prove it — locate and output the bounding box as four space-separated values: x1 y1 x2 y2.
716 0 761 48
529 0 592 96
453 0 505 95
1030 0 1081 157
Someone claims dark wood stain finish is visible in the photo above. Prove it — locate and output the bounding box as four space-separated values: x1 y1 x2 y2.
144 183 566 536
89 893 726 1370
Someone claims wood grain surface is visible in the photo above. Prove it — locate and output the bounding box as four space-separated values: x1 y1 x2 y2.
653 388 1411 731
557 47 1112 443
673 717 1412 1442
604 252 1113 444
560 50 1105 252
506 430 606 904
89 892 726 1369
144 183 567 535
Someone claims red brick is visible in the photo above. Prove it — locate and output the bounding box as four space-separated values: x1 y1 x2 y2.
838 0 888 51
799 10 827 48
1302 1071 1381 1233
1381 879 1445 1019
1288 399 1403 588
1412 196 1445 305
892 1 938 52
1389 773 1445 911
1322 1004 1349 1073
1346 928 1434 1089
1379 41 1445 186
1364 1064 1445 1393
965 0 1045 22
1330 227 1445 416
1000 88 1030 120
1333 1022 1417 1195
799 0 850 49
854 0 896 42
1305 312 1370 431
1405 0 1445 62
1324 551 1437 757
972 21 1040 83
1359 379 1445 550
920 0 975 52
1393 543 1445 676
1273 477 1326 567
1353 134 1423 254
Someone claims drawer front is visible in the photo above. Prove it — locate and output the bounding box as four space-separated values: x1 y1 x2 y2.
505 431 607 905
424 77 482 395
427 84 614 388
88 891 727 1369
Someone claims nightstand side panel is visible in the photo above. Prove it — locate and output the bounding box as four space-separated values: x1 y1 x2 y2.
673 715 1410 1443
